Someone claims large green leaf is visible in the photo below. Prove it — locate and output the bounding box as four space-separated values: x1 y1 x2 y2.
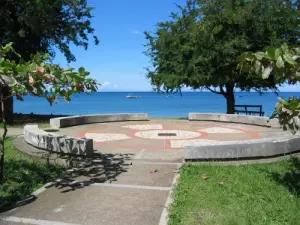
276 56 284 68
275 48 283 58
0 75 17 87
262 64 273 79
254 60 262 74
255 52 266 60
283 54 297 65
281 43 289 53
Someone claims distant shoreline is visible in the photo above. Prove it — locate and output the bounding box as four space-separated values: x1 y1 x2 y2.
12 113 69 124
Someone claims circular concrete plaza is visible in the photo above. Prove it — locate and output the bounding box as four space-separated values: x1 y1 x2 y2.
58 120 284 152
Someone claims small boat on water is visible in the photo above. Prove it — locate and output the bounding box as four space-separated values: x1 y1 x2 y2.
126 94 141 99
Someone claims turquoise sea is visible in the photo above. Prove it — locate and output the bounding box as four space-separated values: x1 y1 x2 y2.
14 92 300 118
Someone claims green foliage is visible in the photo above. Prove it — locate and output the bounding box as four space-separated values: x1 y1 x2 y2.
145 0 299 113
237 44 300 84
0 139 65 211
274 97 300 134
0 0 98 62
169 159 300 225
0 43 98 183
0 43 98 105
237 44 300 133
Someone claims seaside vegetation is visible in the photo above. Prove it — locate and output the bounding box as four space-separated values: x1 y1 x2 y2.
145 0 299 114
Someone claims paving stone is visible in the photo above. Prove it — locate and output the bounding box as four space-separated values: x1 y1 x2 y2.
2 185 169 225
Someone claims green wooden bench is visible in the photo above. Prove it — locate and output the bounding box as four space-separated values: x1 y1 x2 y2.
234 105 264 117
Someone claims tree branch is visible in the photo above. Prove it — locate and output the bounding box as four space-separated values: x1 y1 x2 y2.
206 86 224 95
219 85 225 94
2 95 13 101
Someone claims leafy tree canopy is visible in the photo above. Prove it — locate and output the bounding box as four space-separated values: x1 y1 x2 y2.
0 0 99 62
145 0 300 113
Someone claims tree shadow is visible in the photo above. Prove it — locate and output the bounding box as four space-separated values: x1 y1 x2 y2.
266 157 300 197
0 148 133 212
48 152 134 193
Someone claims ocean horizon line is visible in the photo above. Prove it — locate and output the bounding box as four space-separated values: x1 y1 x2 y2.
96 91 300 93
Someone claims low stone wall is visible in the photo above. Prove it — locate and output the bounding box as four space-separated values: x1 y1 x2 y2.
50 113 149 128
184 135 300 160
185 113 299 160
189 113 280 127
24 125 93 157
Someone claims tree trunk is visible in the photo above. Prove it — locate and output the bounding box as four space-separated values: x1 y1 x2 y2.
0 87 13 124
225 0 235 115
225 84 235 114
0 96 7 184
4 96 13 125
228 0 235 10
0 147 3 184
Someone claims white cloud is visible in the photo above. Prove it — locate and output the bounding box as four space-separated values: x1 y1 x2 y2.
101 81 111 87
99 81 119 90
131 29 141 35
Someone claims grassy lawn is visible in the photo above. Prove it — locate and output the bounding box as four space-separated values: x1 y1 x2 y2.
0 138 65 211
0 122 50 129
169 159 300 225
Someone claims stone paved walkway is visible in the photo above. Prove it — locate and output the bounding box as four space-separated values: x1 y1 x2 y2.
1 158 180 225
5 128 23 137
0 120 288 225
2 133 181 225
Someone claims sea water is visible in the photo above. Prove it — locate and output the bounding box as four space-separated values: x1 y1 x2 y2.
14 92 300 118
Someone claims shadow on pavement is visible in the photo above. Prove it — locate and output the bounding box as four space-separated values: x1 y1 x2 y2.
48 152 134 193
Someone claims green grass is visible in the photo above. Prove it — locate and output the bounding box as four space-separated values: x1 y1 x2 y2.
169 159 300 225
0 122 50 128
0 138 65 211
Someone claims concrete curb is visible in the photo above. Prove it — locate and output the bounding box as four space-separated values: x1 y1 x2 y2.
184 113 299 161
50 113 149 128
185 135 300 160
159 163 182 225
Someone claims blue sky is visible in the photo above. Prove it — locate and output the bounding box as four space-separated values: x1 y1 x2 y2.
53 0 299 92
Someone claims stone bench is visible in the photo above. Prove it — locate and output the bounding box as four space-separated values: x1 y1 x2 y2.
50 113 149 128
24 125 93 157
184 135 300 160
188 113 280 127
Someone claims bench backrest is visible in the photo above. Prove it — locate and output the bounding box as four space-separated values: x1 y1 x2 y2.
234 105 264 116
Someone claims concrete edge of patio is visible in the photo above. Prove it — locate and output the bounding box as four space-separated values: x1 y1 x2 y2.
188 113 280 127
50 113 149 128
184 134 300 161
